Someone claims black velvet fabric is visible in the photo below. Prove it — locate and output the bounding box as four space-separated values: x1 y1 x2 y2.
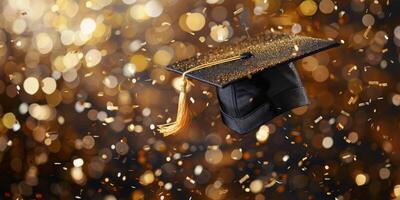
216 62 309 134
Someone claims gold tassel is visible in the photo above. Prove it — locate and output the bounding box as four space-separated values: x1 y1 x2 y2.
157 77 191 137
158 52 253 137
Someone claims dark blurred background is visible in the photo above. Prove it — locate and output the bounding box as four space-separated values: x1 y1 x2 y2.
0 0 400 199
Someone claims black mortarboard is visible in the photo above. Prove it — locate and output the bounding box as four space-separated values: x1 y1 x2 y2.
158 31 339 136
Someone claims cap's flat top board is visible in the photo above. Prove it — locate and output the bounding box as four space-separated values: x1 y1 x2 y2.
166 31 339 87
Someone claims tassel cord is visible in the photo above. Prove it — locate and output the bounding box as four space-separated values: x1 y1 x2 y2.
158 53 252 136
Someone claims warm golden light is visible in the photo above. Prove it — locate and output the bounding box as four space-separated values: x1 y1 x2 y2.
256 125 270 143
210 24 230 42
130 54 149 72
130 4 150 22
23 77 40 95
85 49 102 67
35 33 53 54
80 18 97 35
299 0 318 16
139 170 155 186
186 13 206 32
2 113 17 129
355 173 368 186
41 77 57 95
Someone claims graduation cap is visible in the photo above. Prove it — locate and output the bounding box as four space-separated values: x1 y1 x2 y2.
158 31 339 136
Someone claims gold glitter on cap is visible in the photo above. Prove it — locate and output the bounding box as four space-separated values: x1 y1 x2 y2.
166 31 339 87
